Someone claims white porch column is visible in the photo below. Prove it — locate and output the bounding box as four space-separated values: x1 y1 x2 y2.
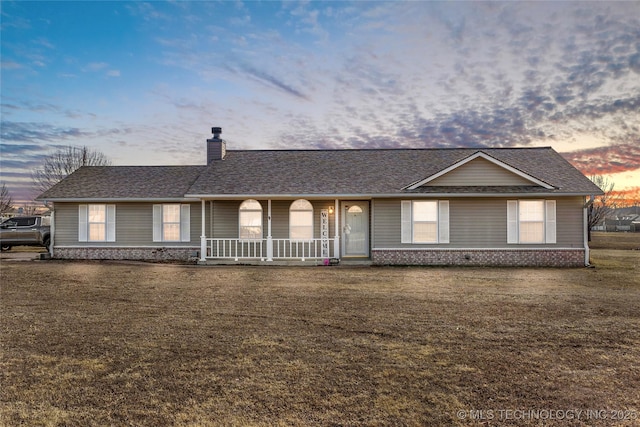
266 199 273 261
200 199 206 262
334 199 340 258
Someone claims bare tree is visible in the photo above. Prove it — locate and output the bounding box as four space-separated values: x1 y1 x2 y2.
0 182 13 215
33 146 111 194
587 175 622 239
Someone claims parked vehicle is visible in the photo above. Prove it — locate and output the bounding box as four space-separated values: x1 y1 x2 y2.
0 216 51 251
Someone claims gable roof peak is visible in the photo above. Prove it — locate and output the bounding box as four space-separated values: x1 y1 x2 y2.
404 150 555 190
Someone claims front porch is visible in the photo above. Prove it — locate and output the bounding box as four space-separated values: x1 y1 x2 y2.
196 198 361 263
195 198 371 264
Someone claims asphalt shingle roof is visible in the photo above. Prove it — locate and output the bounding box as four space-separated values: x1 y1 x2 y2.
37 166 205 200
37 147 603 200
187 147 603 196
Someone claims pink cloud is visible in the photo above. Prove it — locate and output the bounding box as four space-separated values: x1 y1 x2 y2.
561 144 640 176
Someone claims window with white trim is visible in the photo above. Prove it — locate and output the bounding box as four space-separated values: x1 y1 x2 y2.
507 200 556 244
239 199 262 240
290 199 313 240
153 204 191 242
78 204 116 242
401 200 449 244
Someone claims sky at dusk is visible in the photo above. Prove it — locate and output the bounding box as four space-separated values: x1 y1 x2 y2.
1 1 639 204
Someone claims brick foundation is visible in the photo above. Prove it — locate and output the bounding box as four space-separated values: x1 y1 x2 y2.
52 247 586 267
53 247 199 262
372 248 586 267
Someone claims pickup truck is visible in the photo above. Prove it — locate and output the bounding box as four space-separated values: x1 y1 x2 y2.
0 216 51 251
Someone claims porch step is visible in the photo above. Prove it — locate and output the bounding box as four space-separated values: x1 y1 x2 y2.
340 259 373 266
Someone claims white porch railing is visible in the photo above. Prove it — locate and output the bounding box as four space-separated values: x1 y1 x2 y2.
207 238 265 260
205 238 335 261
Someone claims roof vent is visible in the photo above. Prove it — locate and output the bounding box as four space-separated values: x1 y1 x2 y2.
212 127 222 139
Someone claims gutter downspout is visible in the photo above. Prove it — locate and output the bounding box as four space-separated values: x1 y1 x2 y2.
584 196 593 266
50 208 55 257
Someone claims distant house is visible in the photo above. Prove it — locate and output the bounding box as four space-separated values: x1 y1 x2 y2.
595 214 640 232
37 127 604 267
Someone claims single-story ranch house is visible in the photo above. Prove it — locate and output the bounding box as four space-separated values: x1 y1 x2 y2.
37 127 603 267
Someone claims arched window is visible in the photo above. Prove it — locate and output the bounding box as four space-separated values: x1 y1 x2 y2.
347 205 363 214
239 199 262 239
290 199 313 240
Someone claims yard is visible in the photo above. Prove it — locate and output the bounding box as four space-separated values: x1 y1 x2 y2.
1 233 639 426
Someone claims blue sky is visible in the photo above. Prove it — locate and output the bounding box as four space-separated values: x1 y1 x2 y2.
1 1 639 203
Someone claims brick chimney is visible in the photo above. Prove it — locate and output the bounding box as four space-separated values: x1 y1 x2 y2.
206 127 226 163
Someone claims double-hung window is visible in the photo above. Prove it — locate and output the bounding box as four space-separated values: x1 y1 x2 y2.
507 200 556 244
290 199 313 240
401 200 450 244
153 204 191 242
78 204 116 242
239 199 263 240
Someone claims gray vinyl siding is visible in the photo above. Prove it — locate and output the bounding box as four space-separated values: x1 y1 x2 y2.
53 203 80 245
54 202 201 246
55 197 584 250
373 197 585 249
210 199 270 239
188 203 203 242
271 200 337 239
211 199 336 239
211 200 241 238
450 199 506 246
425 157 534 186
271 201 289 238
555 198 585 245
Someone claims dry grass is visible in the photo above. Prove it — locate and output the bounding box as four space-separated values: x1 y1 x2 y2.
590 231 640 251
1 233 639 426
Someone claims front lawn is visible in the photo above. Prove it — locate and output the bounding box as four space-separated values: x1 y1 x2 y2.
1 234 638 426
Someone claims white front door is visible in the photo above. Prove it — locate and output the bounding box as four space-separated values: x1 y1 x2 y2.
342 202 369 257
